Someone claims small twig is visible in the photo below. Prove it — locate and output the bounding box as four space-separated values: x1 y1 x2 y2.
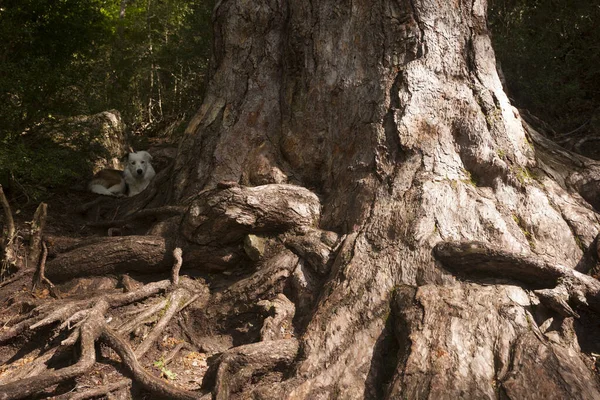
163 342 194 365
171 247 183 285
33 241 53 290
68 379 132 400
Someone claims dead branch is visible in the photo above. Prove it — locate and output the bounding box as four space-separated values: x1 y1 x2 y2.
0 185 16 273
0 185 15 248
68 379 131 400
27 202 48 268
32 241 53 289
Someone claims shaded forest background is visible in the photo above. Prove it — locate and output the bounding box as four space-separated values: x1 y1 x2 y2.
0 0 598 201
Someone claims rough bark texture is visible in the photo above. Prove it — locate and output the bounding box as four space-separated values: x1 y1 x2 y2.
170 0 600 398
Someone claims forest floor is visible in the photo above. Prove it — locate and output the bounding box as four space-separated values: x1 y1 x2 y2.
0 141 227 399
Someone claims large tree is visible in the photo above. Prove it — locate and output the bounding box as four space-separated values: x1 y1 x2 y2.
2 0 600 399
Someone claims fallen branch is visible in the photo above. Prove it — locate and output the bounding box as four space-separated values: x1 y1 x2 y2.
68 379 131 400
0 185 15 249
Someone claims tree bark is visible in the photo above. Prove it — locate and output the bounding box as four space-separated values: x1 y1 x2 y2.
170 0 600 398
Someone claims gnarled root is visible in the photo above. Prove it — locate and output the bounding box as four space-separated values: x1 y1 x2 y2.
433 240 600 316
213 339 299 400
0 250 208 399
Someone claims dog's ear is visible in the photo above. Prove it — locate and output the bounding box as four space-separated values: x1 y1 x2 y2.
140 151 153 161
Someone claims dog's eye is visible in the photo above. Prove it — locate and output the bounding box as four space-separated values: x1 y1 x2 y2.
131 162 135 165
141 161 145 164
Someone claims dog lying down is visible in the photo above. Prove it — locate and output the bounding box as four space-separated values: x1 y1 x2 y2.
88 151 156 197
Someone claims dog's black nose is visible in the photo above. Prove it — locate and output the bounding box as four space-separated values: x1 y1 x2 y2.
137 169 143 175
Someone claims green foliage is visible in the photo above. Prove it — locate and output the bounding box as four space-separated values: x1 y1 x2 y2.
153 358 177 380
489 0 600 132
0 0 213 200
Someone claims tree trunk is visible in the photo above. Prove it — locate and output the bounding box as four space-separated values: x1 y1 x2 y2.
171 0 600 398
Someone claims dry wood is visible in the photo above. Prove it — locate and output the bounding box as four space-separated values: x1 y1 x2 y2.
0 185 15 248
68 379 131 400
0 185 16 273
32 241 53 289
27 202 47 268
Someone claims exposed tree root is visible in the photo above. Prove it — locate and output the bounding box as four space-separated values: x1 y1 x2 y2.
46 236 172 281
213 339 299 400
33 241 53 290
0 247 207 399
434 240 600 315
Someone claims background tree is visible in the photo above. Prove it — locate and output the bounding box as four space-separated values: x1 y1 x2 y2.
489 0 600 133
0 0 212 201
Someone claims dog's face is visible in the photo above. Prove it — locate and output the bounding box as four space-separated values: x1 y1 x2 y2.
125 151 152 178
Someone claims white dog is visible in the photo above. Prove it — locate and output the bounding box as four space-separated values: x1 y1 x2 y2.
88 151 156 197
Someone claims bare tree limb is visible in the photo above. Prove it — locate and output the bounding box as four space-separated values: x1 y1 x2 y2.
28 202 47 268
0 185 15 248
